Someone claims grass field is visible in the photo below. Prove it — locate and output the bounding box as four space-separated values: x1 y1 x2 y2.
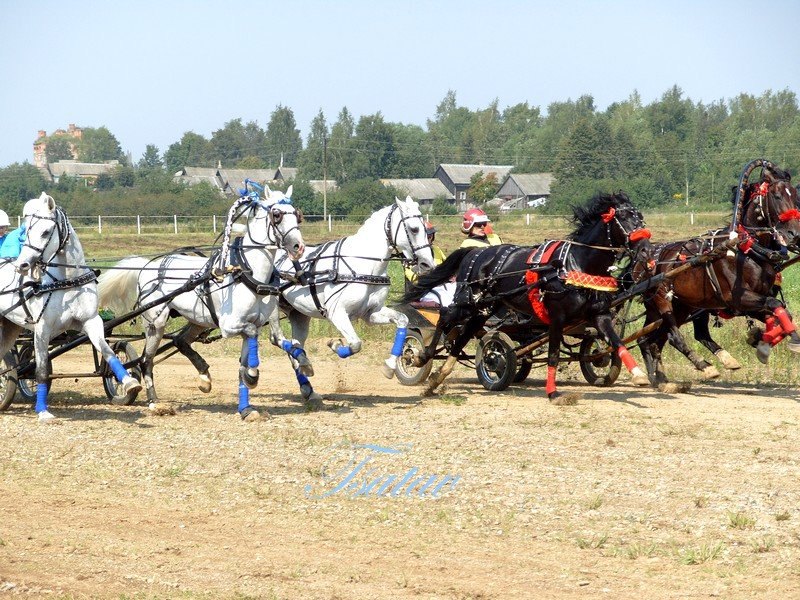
74 210 800 387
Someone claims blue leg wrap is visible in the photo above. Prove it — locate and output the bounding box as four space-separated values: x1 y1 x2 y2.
391 327 408 357
35 384 48 413
247 337 259 368
295 368 310 387
336 345 354 358
238 382 250 412
108 356 129 382
281 339 306 360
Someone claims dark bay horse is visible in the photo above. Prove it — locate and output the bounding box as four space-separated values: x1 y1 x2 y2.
402 191 653 402
636 161 800 387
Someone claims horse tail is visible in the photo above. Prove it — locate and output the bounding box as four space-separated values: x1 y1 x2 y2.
97 256 148 316
401 247 472 303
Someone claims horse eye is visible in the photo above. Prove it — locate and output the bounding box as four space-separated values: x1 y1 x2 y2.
271 209 284 224
409 226 419 235
296 209 303 224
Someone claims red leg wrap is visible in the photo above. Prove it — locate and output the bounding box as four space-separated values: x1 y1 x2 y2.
617 346 637 372
774 307 796 335
546 365 557 396
762 317 786 346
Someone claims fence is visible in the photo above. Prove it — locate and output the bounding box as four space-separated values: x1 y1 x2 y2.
62 211 731 237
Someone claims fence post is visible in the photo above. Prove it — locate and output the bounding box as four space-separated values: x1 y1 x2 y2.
213 215 217 234
526 213 530 226
690 212 694 225
328 214 332 233
173 215 178 234
137 215 141 235
98 215 102 234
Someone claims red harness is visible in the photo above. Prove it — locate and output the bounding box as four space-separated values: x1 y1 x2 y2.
525 242 562 324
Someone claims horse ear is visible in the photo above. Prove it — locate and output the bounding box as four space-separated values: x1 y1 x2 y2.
285 185 293 199
264 184 272 197
40 192 55 210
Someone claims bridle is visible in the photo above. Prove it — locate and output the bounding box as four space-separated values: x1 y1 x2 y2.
252 199 303 249
383 203 431 268
21 208 70 268
600 204 652 250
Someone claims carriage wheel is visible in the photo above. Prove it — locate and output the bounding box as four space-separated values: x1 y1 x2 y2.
395 329 434 386
0 350 19 411
579 335 622 386
102 342 142 405
15 343 37 404
476 332 517 392
512 360 533 383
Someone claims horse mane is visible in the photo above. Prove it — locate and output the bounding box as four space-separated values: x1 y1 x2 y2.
567 191 629 243
729 164 793 207
353 204 391 237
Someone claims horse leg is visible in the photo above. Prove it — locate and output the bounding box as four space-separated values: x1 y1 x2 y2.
425 313 486 395
663 312 719 379
753 299 800 363
82 314 143 398
325 309 363 359
278 312 323 410
236 326 263 422
365 307 409 379
140 309 173 414
594 314 650 387
172 323 213 392
32 328 55 422
693 312 741 370
544 317 568 403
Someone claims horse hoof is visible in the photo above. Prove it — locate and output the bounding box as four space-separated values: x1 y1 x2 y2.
239 366 259 389
37 410 57 423
304 393 324 412
148 402 177 416
549 392 579 406
122 376 142 395
198 373 212 393
239 407 264 422
756 342 771 365
702 365 721 379
381 361 396 379
715 349 741 370
631 368 650 386
788 341 800 354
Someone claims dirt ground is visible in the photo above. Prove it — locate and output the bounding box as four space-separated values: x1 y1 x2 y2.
2 338 800 599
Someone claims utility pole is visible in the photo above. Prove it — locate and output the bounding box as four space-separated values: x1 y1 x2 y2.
323 135 328 220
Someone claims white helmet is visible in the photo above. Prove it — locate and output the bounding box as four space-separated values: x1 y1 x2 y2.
22 198 39 218
0 210 9 227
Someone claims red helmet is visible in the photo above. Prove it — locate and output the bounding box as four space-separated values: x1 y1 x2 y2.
461 208 490 234
425 221 437 235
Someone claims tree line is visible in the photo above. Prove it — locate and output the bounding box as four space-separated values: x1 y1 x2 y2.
1 86 798 217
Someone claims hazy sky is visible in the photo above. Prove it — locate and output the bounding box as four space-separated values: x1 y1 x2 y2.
2 0 799 168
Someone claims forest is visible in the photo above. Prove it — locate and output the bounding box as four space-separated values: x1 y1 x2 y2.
0 86 798 218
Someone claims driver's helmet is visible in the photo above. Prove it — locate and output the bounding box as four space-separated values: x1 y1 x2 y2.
0 210 9 227
424 221 437 237
461 208 490 234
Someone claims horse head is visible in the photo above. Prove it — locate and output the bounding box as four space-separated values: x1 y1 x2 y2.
14 192 68 280
739 165 800 251
255 184 305 259
571 190 651 251
389 196 435 276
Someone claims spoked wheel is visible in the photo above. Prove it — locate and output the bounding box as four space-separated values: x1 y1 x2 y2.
579 335 621 386
476 332 518 391
0 350 19 411
396 329 434 386
513 360 533 383
15 342 37 404
102 341 142 405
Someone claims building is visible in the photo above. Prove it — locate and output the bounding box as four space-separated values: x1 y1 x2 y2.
274 166 298 182
496 173 554 210
218 168 276 195
33 124 83 168
433 163 514 208
47 159 120 185
380 178 453 206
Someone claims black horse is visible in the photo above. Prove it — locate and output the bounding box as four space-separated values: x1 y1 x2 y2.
402 191 653 402
636 161 800 388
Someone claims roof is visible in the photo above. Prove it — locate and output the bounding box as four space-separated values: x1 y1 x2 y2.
380 178 453 201
308 179 338 194
436 163 514 186
497 172 554 197
218 168 276 192
49 160 120 177
275 167 298 181
173 167 224 190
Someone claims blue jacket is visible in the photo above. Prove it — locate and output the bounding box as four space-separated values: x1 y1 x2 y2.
0 225 26 258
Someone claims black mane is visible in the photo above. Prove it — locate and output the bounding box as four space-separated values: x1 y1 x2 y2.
568 191 630 243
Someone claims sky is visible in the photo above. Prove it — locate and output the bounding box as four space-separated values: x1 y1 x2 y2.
1 0 799 168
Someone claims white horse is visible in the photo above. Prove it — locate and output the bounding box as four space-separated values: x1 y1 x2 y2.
271 196 435 404
0 192 141 422
98 184 307 420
